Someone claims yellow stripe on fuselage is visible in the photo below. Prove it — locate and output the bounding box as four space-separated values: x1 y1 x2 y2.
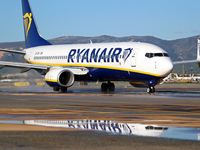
45 78 57 82
25 58 166 78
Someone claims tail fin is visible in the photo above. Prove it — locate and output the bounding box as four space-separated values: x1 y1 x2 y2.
22 0 51 48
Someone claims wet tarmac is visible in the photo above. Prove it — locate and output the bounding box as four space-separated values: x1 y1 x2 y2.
1 119 199 141
0 83 200 149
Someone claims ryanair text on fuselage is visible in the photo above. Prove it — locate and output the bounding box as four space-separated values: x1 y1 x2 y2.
34 47 133 63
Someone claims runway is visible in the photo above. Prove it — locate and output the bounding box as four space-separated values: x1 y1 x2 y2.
0 83 200 149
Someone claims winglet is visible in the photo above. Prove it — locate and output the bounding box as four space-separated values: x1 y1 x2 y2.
197 39 200 60
196 39 200 68
22 0 51 48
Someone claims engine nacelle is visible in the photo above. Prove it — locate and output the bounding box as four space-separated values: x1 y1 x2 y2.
45 68 74 87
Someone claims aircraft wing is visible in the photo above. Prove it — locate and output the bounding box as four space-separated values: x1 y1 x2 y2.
173 59 200 65
0 48 26 55
0 61 50 73
173 39 200 65
0 48 89 75
0 61 89 75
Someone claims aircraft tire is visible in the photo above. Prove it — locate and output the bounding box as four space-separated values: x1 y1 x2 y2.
147 86 155 93
101 83 108 92
108 83 115 92
152 86 155 93
61 87 68 93
53 87 60 91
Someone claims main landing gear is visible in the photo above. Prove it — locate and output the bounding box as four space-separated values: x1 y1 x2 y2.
101 81 115 93
147 86 155 93
53 87 68 93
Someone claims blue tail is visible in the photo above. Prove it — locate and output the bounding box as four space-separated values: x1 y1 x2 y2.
22 0 51 48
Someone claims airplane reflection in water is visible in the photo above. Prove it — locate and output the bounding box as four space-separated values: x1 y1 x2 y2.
24 119 168 137
0 119 198 140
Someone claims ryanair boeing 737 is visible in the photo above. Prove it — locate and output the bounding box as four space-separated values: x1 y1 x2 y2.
0 0 199 93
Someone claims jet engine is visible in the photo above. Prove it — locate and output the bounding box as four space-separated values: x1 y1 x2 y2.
45 68 74 87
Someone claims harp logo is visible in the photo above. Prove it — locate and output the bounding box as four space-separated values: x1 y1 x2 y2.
123 48 133 63
23 13 32 38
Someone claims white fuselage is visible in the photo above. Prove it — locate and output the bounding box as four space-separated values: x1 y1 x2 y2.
24 42 173 82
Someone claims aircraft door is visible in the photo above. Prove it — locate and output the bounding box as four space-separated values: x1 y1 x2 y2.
131 49 139 67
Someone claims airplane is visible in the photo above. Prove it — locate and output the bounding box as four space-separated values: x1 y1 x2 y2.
0 0 199 93
174 73 193 82
191 74 200 81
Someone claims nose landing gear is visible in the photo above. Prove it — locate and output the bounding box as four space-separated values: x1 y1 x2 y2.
147 79 156 93
101 81 115 93
147 86 155 93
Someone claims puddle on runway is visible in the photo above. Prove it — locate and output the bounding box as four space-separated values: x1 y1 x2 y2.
0 120 23 124
0 119 199 141
161 126 200 141
22 119 200 141
0 114 47 119
156 92 200 99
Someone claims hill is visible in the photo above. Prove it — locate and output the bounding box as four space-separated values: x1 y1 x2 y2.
0 35 200 75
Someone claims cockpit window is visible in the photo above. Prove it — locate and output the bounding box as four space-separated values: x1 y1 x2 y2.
145 126 168 130
145 53 153 58
145 52 169 58
154 53 163 57
163 53 169 57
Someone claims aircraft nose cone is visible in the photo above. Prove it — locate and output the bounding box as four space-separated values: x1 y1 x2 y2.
158 59 173 76
166 60 173 74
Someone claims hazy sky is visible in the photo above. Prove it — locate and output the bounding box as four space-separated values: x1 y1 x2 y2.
0 0 200 42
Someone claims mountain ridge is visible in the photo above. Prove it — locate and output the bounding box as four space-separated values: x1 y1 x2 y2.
0 35 200 74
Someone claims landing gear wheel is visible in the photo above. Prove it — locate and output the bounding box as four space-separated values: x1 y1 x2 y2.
108 83 115 92
101 82 115 93
152 86 155 93
147 86 155 93
61 87 68 93
53 87 60 91
101 83 108 92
